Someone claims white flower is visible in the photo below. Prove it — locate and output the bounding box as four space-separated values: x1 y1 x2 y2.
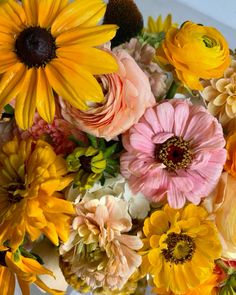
66 174 150 219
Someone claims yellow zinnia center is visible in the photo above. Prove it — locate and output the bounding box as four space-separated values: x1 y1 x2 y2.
162 232 196 264
15 26 57 68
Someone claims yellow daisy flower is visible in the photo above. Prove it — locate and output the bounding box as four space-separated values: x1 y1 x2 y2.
146 14 177 34
141 204 221 294
0 137 75 250
0 251 64 295
0 0 118 129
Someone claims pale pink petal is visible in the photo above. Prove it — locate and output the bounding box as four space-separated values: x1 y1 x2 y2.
168 183 186 209
143 106 163 133
156 101 174 132
173 101 190 136
129 133 155 154
152 132 174 144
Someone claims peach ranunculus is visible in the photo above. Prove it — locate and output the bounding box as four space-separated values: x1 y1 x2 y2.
225 131 236 177
157 21 230 90
60 49 155 141
204 172 236 259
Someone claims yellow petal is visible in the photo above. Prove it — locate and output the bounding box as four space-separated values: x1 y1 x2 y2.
15 68 38 129
0 63 26 111
42 195 75 215
17 278 30 295
51 0 106 36
42 222 59 246
56 24 118 47
36 68 55 124
45 58 104 110
0 50 17 73
0 0 26 33
22 0 38 25
147 16 157 33
21 256 53 277
0 266 15 295
35 277 65 295
57 46 118 75
37 0 67 28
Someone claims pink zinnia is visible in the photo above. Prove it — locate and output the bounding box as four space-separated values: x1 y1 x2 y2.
120 99 226 208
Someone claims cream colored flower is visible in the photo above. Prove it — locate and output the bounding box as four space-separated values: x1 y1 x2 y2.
66 174 150 220
203 172 236 259
201 57 236 126
60 195 142 291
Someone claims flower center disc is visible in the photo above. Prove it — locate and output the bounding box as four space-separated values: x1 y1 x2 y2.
156 136 192 171
162 232 196 264
15 26 56 68
7 183 25 204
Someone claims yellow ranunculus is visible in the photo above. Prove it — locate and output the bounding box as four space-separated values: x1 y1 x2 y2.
157 21 230 90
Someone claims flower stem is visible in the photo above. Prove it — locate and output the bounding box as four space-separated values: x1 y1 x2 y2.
166 80 179 99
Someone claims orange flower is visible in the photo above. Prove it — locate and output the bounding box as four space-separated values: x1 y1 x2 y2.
0 137 75 250
225 131 236 177
157 21 230 90
0 251 64 295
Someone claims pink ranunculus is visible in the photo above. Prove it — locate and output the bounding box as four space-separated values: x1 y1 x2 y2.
20 113 87 155
120 99 226 209
60 49 156 141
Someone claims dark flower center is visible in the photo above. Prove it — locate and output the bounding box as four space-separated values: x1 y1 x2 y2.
80 155 92 173
156 136 192 171
0 251 7 267
7 183 25 204
15 26 57 68
162 232 196 264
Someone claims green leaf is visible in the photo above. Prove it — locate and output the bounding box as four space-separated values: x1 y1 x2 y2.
87 133 98 148
4 104 14 115
98 138 106 151
68 135 86 147
13 249 20 262
103 143 118 158
100 174 105 185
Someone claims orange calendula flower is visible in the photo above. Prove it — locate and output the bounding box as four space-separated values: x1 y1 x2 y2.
0 251 64 295
0 0 118 129
225 131 236 177
141 204 221 294
157 21 230 90
0 137 75 250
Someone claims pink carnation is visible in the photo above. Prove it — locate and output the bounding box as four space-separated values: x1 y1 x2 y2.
120 99 226 208
20 113 87 155
60 49 155 141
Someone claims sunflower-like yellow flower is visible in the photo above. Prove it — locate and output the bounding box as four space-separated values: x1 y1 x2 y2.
66 146 106 190
152 273 219 295
146 14 177 34
157 21 230 90
0 0 118 129
141 204 221 294
0 251 64 295
0 137 75 250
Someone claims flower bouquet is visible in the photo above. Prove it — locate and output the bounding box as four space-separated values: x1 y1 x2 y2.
0 0 235 295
